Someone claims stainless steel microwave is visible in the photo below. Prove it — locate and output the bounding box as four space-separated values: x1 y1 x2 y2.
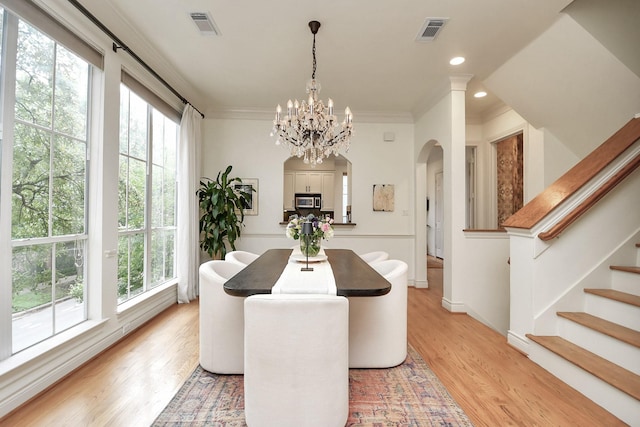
295 195 321 209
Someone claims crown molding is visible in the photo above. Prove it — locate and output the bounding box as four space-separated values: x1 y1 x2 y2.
206 108 414 124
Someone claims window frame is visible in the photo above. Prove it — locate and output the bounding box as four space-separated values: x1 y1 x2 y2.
0 7 94 357
117 82 178 305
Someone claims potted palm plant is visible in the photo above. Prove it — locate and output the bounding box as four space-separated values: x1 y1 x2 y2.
197 165 253 259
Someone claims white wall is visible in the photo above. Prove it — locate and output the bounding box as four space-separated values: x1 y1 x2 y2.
542 128 580 186
462 231 511 334
201 116 417 281
485 13 640 158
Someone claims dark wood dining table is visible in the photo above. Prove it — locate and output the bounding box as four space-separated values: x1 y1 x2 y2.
223 248 391 297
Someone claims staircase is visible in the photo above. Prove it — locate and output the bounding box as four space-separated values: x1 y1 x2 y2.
527 242 640 425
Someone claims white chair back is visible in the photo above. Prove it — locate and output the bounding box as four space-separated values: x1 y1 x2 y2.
359 251 389 264
199 260 246 374
225 250 259 267
349 259 408 368
244 294 349 427
371 258 406 278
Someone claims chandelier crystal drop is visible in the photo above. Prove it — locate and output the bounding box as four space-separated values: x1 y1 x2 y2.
270 21 353 166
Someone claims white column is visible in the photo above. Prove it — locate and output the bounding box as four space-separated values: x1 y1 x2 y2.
442 75 472 312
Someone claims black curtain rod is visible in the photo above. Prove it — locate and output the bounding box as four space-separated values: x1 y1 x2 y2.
66 0 205 119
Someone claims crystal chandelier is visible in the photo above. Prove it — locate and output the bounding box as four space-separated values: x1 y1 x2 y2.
271 21 353 166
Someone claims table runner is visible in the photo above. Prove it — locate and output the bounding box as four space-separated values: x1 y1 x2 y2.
271 248 337 295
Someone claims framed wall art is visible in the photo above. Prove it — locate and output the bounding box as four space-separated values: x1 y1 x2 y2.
373 184 394 212
234 178 258 215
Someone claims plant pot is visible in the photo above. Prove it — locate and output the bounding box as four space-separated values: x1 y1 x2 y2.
300 236 321 257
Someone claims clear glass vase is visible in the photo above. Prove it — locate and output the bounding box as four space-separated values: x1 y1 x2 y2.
300 235 321 257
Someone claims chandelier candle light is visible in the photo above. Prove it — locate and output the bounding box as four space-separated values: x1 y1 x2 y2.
271 21 353 166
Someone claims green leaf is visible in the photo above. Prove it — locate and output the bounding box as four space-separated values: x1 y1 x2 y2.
197 166 248 259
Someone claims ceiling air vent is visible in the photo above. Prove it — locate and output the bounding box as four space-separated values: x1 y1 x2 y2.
416 18 449 42
189 12 220 35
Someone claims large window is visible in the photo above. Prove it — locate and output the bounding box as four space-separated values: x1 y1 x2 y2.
118 84 177 304
1 10 92 354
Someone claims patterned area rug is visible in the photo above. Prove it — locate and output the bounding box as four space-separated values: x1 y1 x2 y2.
153 345 473 426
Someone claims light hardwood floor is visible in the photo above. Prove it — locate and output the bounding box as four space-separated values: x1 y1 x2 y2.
1 258 624 426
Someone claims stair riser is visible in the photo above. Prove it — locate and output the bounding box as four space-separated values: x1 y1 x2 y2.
585 294 640 330
611 270 640 295
557 318 640 375
528 342 640 426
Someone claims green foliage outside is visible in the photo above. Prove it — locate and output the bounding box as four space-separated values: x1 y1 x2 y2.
9 18 178 312
11 20 89 312
69 280 84 303
116 89 178 303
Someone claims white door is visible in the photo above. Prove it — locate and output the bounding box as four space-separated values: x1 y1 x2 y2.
435 171 444 258
466 146 476 229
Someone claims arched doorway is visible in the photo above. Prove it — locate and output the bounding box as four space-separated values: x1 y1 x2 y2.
415 140 442 289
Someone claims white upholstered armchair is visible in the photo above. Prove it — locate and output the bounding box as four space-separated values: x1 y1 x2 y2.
198 260 246 374
358 250 389 264
244 294 349 427
348 259 408 368
225 250 260 267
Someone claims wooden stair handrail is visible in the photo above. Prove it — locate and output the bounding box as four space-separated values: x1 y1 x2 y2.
538 154 640 241
502 117 640 231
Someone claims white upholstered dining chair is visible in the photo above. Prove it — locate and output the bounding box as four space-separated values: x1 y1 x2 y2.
358 250 389 264
198 260 246 374
244 294 349 427
348 259 408 368
225 250 260 267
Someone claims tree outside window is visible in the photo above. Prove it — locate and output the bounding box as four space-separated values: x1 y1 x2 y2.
118 85 177 304
9 17 90 353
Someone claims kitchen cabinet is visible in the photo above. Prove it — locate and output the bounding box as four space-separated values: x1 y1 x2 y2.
285 170 335 210
321 173 334 210
283 172 295 210
294 172 322 193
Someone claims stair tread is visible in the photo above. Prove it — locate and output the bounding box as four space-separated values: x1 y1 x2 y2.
527 335 640 401
610 265 640 274
584 288 640 307
557 312 640 348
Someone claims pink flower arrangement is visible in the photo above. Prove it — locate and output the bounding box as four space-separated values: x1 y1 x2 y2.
286 214 334 241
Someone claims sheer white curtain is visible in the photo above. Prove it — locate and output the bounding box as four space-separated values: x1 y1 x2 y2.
177 104 202 303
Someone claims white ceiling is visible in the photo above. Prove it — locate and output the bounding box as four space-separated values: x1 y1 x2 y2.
76 0 574 119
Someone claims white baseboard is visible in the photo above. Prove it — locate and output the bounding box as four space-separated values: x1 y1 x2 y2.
507 330 530 355
0 288 176 418
413 279 428 289
0 326 122 418
441 297 466 313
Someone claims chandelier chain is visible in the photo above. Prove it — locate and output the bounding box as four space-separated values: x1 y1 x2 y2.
271 20 353 166
312 33 317 80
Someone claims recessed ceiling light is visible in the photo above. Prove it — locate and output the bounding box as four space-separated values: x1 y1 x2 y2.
449 56 465 65
474 91 487 98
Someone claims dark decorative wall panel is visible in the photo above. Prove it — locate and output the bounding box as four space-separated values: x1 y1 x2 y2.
497 133 524 227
